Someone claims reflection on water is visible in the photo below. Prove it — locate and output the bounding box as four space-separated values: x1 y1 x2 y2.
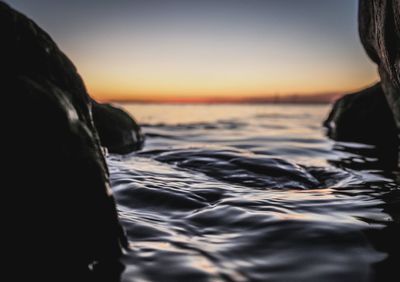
108 104 399 282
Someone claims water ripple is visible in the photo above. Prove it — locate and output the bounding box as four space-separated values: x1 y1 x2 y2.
109 104 399 282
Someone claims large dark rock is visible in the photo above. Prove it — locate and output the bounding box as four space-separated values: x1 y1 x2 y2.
359 0 400 130
1 2 126 280
324 1 400 167
324 83 399 147
92 102 144 154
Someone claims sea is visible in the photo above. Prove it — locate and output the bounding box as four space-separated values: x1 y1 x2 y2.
107 104 400 282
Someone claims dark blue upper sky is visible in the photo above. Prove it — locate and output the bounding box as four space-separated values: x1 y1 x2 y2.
5 0 378 100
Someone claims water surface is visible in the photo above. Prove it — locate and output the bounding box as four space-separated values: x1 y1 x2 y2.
109 104 399 282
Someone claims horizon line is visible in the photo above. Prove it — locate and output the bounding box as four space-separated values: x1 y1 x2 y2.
93 92 345 104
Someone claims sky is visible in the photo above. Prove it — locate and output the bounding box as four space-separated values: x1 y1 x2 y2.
7 0 379 102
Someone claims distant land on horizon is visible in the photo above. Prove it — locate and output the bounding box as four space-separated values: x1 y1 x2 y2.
98 92 347 104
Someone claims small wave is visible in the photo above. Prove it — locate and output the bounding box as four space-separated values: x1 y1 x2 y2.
138 147 322 189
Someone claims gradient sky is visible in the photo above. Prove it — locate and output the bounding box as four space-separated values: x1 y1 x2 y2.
7 0 379 101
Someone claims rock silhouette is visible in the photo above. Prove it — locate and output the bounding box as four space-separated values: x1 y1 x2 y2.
359 0 400 130
325 0 400 166
324 83 398 146
92 102 144 154
0 1 134 280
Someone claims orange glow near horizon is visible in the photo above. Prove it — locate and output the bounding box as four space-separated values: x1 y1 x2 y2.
85 68 378 102
80 50 378 102
18 0 379 103
73 25 379 103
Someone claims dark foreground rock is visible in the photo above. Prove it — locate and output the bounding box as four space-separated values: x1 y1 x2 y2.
1 2 128 280
324 83 399 146
325 1 400 167
92 102 144 154
359 0 400 131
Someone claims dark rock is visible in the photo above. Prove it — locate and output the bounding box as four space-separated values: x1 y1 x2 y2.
324 0 400 168
324 83 399 146
92 102 144 154
359 0 400 130
1 2 126 280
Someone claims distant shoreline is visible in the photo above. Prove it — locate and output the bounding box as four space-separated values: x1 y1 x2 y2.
94 92 344 105
110 101 333 105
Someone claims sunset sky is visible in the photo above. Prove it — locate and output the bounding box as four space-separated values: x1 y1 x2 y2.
7 0 378 102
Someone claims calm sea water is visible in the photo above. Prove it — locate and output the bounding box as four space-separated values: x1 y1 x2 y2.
109 104 399 282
